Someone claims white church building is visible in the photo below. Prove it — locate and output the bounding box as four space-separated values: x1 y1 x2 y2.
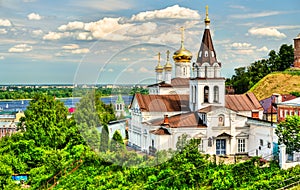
128 6 276 158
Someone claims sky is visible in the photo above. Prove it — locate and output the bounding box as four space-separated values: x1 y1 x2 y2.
0 0 299 85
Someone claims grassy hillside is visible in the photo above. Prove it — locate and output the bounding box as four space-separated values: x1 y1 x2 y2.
248 70 300 100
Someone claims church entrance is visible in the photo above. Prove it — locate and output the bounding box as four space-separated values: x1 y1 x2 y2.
216 139 226 155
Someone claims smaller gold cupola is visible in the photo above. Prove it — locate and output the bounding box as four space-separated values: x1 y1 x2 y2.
173 27 193 63
164 50 172 71
155 52 164 73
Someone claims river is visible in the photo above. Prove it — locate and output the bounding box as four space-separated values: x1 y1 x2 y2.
0 96 133 112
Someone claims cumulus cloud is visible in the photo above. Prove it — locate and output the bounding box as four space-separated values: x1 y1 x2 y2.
0 29 7 34
139 67 151 73
248 27 286 39
126 22 157 36
43 32 70 40
58 21 84 31
70 48 90 54
62 44 80 50
32 29 43 36
225 42 257 55
0 19 12 26
130 5 200 21
257 46 269 52
57 17 132 41
229 42 253 49
27 13 42 20
8 44 33 53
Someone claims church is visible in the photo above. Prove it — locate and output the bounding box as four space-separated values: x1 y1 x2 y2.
128 6 276 158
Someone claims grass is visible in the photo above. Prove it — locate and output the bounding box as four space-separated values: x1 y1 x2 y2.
248 71 300 100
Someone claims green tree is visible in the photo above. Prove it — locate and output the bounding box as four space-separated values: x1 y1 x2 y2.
276 115 300 154
110 130 125 152
100 124 109 152
23 93 69 149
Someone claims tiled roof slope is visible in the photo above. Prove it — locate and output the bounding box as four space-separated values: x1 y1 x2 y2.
225 92 263 111
148 112 206 128
134 93 190 112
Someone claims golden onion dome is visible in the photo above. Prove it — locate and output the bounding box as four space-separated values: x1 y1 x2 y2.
155 64 164 73
173 27 192 63
173 45 193 63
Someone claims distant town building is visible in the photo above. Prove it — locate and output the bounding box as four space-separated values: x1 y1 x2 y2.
0 122 17 138
0 111 25 122
277 97 300 122
260 94 296 123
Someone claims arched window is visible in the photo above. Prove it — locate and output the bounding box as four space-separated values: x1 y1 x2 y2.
214 86 219 103
218 114 225 126
205 51 208 57
204 86 209 103
193 86 197 103
211 51 215 57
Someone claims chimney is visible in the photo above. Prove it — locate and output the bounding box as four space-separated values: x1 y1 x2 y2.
163 115 169 125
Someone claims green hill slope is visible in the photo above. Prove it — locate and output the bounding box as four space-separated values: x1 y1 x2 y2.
248 71 300 100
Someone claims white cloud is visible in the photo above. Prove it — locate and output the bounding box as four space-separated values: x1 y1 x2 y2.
126 22 157 36
43 32 70 40
257 46 269 52
229 43 253 49
76 32 93 40
225 42 257 55
0 29 7 34
248 27 286 39
32 29 43 36
0 56 4 60
130 5 200 21
57 17 132 41
121 58 130 61
0 19 12 26
27 13 42 20
62 44 80 50
8 44 33 53
70 48 90 54
108 68 114 72
139 67 151 73
58 21 85 31
229 11 284 19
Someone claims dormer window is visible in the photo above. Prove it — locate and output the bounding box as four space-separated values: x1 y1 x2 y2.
205 51 208 57
211 51 214 57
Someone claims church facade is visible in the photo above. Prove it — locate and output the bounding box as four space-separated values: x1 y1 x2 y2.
128 6 276 158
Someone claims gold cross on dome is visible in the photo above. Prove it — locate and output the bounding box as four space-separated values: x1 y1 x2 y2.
157 52 161 63
180 27 185 43
166 50 170 61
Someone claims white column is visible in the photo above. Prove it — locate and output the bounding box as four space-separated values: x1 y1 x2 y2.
279 144 286 169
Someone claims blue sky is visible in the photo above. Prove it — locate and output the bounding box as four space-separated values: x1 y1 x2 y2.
0 0 299 85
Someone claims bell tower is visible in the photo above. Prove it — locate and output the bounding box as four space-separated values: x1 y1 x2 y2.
190 5 225 111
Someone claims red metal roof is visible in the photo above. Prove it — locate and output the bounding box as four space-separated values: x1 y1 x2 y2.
135 93 190 112
225 92 263 111
149 112 207 128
